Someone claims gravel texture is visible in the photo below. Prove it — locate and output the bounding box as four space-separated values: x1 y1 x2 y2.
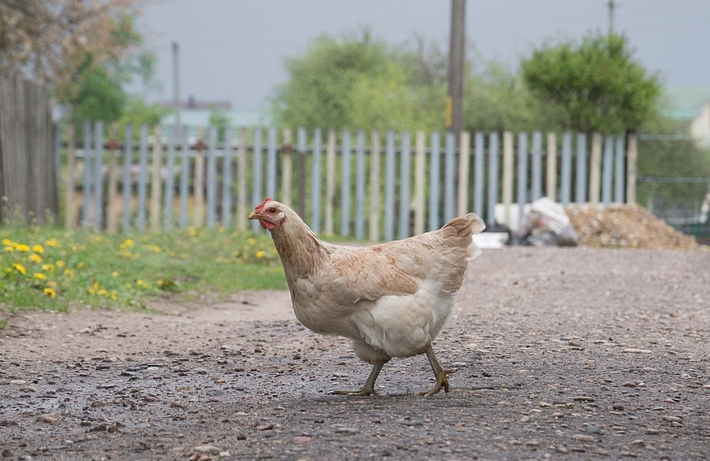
1 247 709 460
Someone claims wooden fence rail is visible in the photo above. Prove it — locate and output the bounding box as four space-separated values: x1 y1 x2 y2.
62 123 637 239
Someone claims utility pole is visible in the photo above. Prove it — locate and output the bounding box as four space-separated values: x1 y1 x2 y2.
608 0 615 36
172 41 181 140
447 0 466 140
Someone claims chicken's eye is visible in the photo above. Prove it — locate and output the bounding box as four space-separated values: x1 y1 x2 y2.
269 207 277 213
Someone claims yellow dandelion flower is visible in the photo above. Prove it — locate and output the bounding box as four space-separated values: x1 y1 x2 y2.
32 245 44 253
256 251 265 259
112 271 120 277
188 227 198 237
47 281 57 288
98 289 107 296
76 262 85 269
110 291 118 300
247 238 257 245
12 263 26 275
33 273 46 280
45 238 58 248
28 253 42 263
2 239 12 246
43 288 57 298
63 268 74 279
56 260 66 268
42 264 54 272
146 245 161 253
15 244 30 252
219 226 226 233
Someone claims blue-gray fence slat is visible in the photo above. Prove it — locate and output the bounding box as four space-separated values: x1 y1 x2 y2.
444 132 456 222
399 131 411 240
384 131 396 241
70 124 632 240
474 132 484 217
340 131 351 237
355 130 366 240
311 128 322 234
487 132 499 225
94 121 104 230
517 132 528 228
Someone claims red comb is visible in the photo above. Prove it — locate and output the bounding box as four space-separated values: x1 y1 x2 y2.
255 197 274 213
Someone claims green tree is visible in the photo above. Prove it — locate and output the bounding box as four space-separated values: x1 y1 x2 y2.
521 32 661 133
270 31 392 130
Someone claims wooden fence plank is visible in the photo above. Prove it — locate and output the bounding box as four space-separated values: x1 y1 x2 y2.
355 130 366 240
297 127 307 217
151 125 164 232
531 132 542 201
546 132 557 201
399 130 411 239
106 123 119 234
517 132 528 229
413 131 425 236
325 129 336 235
614 135 625 203
444 131 456 222
252 127 264 234
589 133 603 205
193 126 205 228
384 130 395 241
206 125 217 228
164 124 176 231
311 128 322 233
502 131 514 228
473 132 484 217
81 121 92 226
237 127 248 231
369 130 381 241
266 127 276 199
178 125 189 228
602 135 614 206
221 126 233 229
429 131 440 231
65 124 76 230
626 133 637 204
341 130 352 237
93 121 104 230
122 124 133 231
560 132 572 207
457 131 470 216
487 132 499 225
576 133 587 204
281 128 292 207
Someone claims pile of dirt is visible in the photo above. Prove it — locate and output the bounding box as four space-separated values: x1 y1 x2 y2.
566 203 699 250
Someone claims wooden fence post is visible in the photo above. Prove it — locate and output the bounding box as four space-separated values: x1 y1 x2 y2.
457 131 470 216
150 125 163 232
355 130 366 240
546 132 557 201
106 123 120 233
369 130 381 241
589 133 603 205
341 130 352 237
626 133 638 204
398 130 411 239
502 131 514 228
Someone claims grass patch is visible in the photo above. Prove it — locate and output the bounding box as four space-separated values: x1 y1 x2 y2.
0 225 286 314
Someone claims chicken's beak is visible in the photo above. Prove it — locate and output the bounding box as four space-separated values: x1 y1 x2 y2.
248 211 261 220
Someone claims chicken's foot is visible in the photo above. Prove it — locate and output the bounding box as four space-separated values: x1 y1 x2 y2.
420 346 455 397
330 361 385 396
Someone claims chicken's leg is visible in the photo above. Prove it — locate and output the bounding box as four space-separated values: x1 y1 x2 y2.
420 346 455 397
331 361 385 396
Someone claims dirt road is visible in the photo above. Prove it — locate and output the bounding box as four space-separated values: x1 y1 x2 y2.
2 247 709 460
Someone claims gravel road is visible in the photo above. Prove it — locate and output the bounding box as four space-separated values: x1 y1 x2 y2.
1 247 709 460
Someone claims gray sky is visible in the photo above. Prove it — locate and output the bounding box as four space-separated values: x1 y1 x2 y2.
133 0 710 111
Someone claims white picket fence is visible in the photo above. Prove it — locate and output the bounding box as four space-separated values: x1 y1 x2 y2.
63 122 637 239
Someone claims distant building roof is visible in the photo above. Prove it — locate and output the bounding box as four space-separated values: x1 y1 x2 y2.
662 86 710 121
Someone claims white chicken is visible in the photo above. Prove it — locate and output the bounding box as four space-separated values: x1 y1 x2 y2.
248 198 485 396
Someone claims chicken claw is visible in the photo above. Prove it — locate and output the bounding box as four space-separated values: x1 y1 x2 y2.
420 346 455 397
330 361 384 397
